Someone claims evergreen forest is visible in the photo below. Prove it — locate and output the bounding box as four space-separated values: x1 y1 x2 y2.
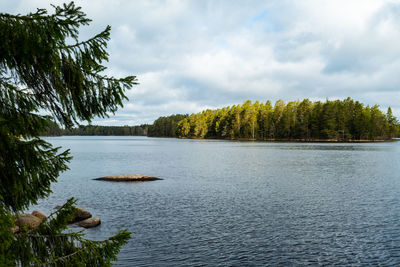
43 122 150 136
44 98 399 141
176 98 399 140
147 114 188 137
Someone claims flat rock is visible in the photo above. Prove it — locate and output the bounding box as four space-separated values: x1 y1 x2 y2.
69 207 92 223
93 174 162 182
79 217 101 228
16 214 42 229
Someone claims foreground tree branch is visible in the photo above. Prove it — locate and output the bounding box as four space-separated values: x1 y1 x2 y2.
0 2 135 265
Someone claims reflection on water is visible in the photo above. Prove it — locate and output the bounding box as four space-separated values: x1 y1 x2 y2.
238 143 391 151
37 137 400 266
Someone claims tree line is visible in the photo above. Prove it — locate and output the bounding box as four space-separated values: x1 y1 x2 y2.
43 98 399 141
43 122 150 136
147 114 188 137
64 124 150 136
42 114 187 137
176 98 399 140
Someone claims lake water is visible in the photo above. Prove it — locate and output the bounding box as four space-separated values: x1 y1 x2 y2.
37 136 400 266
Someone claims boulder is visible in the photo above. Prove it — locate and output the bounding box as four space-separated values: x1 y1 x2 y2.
93 174 162 182
32 210 46 221
15 214 42 229
55 205 92 223
79 217 101 228
69 208 92 223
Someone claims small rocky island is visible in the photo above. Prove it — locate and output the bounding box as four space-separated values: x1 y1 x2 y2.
93 174 162 182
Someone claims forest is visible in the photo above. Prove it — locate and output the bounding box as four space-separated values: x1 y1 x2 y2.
42 122 150 136
147 114 188 137
176 98 399 141
42 115 187 137
42 98 399 141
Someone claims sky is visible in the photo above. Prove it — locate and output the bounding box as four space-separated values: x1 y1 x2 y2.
2 0 400 125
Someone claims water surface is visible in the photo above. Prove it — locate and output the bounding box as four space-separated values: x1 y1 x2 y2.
37 136 400 266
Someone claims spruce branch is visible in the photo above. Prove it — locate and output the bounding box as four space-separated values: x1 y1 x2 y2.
58 25 111 50
1 2 135 264
0 2 90 25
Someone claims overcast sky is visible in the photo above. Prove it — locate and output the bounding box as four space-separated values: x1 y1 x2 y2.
2 0 400 125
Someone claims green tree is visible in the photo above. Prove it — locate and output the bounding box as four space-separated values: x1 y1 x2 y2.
230 105 241 138
258 100 273 139
214 107 229 138
272 100 285 138
352 101 365 139
148 114 188 137
0 3 137 265
294 99 312 139
320 100 337 139
177 118 190 137
386 107 399 138
280 101 297 138
239 100 259 139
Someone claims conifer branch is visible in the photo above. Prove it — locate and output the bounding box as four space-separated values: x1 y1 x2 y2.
0 13 49 21
58 26 111 50
16 231 84 239
38 246 89 265
0 2 134 264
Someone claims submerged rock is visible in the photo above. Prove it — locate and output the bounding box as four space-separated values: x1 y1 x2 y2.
93 174 162 182
79 217 101 228
16 214 42 229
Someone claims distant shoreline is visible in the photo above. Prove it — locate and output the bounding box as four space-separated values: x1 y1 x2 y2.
158 136 399 143
42 135 399 143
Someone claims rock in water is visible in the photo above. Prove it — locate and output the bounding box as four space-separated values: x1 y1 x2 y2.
79 217 101 228
16 214 42 229
32 210 46 221
69 208 92 223
55 205 92 223
93 174 162 182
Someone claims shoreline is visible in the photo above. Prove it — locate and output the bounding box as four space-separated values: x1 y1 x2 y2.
42 135 399 143
175 137 400 143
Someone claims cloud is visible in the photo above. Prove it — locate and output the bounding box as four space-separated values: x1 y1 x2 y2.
1 0 400 125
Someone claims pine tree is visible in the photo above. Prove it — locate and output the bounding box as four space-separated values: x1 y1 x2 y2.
0 2 137 265
386 107 399 138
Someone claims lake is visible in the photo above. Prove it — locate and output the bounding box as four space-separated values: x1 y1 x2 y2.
37 136 400 266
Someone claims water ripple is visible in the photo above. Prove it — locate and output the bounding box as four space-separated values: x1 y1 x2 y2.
37 137 400 266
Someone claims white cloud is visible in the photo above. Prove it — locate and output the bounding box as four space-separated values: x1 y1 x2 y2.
2 0 400 125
